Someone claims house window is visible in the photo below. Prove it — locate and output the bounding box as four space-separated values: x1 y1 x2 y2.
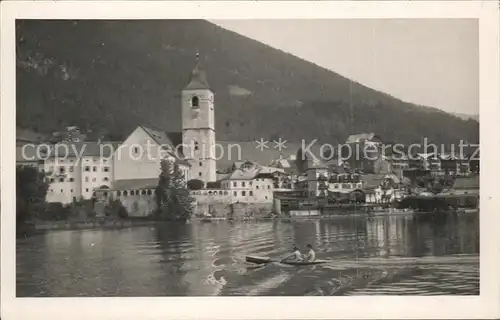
60 189 63 193
194 142 199 151
93 166 97 172
59 178 64 182
268 185 271 189
256 186 259 189
199 172 202 177
50 189 53 192
242 191 246 196
134 147 139 154
249 181 253 186
199 162 203 167
50 178 55 183
70 189 73 193
192 96 200 108
265 196 268 200
104 167 110 172
147 190 152 195
117 191 122 196
249 191 253 196
233 182 237 187
59 167 65 174
242 182 246 187
103 177 109 182
123 190 128 196
69 178 74 182
85 177 89 182
92 178 96 182
141 190 146 195
85 166 90 172
233 191 237 196
69 166 74 172
103 192 108 197
85 188 89 192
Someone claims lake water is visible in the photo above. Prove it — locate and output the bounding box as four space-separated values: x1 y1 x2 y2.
16 213 479 296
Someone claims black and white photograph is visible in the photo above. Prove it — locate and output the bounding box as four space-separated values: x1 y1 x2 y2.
2 1 499 319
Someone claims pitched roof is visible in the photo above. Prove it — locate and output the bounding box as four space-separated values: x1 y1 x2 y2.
44 141 122 158
226 167 261 180
140 125 180 148
232 160 284 174
110 178 159 191
223 162 278 181
139 126 185 161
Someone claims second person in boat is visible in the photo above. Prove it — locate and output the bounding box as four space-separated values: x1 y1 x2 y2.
303 244 316 262
282 245 303 262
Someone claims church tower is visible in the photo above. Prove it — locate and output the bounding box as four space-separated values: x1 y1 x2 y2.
182 53 216 183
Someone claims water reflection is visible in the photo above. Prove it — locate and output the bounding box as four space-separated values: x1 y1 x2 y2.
17 214 479 296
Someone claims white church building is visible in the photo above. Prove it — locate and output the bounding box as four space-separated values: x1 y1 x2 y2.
21 55 285 216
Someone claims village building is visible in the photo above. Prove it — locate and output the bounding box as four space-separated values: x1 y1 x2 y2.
343 132 386 174
190 161 277 204
39 142 118 204
362 173 404 204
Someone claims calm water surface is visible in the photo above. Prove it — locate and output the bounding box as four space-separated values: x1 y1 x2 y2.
17 214 479 296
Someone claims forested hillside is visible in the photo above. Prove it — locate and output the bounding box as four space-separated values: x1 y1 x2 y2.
16 20 479 144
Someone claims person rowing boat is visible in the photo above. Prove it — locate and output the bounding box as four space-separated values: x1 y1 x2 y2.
303 244 316 262
280 245 303 262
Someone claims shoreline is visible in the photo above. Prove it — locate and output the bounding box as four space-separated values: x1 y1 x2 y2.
17 208 479 237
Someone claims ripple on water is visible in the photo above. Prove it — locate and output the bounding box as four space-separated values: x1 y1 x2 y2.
16 217 479 296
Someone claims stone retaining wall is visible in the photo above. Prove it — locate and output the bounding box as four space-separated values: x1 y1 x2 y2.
194 201 273 219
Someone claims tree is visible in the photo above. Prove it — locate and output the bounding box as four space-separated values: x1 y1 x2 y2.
16 166 49 224
104 199 128 219
155 160 195 220
187 179 204 190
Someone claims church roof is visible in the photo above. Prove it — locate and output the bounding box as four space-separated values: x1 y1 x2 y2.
139 125 184 156
184 58 210 91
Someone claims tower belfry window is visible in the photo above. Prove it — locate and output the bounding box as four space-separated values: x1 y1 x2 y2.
191 96 199 108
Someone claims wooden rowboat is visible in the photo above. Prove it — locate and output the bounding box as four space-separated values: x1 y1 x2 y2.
245 255 272 264
245 255 329 266
280 259 329 266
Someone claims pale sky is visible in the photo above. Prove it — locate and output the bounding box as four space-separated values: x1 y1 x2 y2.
211 19 478 115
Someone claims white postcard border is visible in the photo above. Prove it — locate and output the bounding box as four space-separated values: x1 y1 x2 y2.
1 1 499 319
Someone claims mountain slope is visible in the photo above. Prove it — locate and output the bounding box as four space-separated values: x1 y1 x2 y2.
453 113 479 122
16 20 479 145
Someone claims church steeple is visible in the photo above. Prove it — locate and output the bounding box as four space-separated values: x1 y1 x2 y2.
181 52 216 183
184 52 210 90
